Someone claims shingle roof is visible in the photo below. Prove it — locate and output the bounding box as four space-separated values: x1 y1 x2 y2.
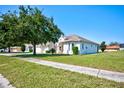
62 34 99 45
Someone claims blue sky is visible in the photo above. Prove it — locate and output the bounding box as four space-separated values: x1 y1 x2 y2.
0 5 124 44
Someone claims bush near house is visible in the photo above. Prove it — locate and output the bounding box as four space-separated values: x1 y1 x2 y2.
72 47 79 55
29 48 33 52
21 45 25 52
46 48 56 54
50 48 56 54
46 50 50 53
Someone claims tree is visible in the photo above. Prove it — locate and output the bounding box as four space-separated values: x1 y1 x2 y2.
100 41 106 52
0 6 64 55
46 17 64 44
109 42 119 46
0 11 19 53
0 22 6 50
18 6 63 55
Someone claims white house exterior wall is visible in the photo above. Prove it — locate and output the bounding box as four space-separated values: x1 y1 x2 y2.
63 42 98 54
79 43 98 54
120 48 124 51
25 42 56 54
63 43 69 54
25 44 33 52
63 42 81 54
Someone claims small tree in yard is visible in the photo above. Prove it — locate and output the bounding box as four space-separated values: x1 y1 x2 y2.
100 41 106 52
72 47 79 55
21 45 25 52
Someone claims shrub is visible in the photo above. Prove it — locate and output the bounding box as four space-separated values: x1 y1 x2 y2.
72 47 79 55
46 48 56 54
21 45 25 52
29 48 33 52
46 50 50 53
49 48 56 54
28 46 33 52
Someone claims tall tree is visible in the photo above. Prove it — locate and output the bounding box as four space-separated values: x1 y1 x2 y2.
100 41 106 52
18 6 63 55
47 17 64 44
0 11 19 52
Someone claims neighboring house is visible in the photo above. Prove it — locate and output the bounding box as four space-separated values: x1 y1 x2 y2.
105 45 120 51
35 42 56 54
57 35 99 54
25 42 56 54
10 47 22 52
0 49 5 52
25 44 33 52
2 46 22 52
120 44 124 50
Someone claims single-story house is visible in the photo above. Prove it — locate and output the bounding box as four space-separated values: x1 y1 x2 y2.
120 44 124 50
10 47 22 52
105 45 120 51
0 47 22 53
57 35 99 54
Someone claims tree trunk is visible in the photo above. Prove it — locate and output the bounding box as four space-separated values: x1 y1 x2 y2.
33 44 36 55
8 47 11 53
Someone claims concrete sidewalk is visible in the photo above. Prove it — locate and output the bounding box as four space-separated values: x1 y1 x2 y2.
0 74 14 88
20 58 124 82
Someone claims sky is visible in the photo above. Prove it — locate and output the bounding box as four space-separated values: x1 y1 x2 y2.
0 5 124 44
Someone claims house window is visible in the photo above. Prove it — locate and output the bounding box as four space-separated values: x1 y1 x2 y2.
91 44 93 47
85 46 88 49
82 44 84 49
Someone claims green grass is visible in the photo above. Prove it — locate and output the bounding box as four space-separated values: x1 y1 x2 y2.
0 56 124 88
15 51 124 72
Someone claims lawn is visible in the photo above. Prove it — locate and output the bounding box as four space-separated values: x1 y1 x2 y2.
0 56 124 88
15 51 124 72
